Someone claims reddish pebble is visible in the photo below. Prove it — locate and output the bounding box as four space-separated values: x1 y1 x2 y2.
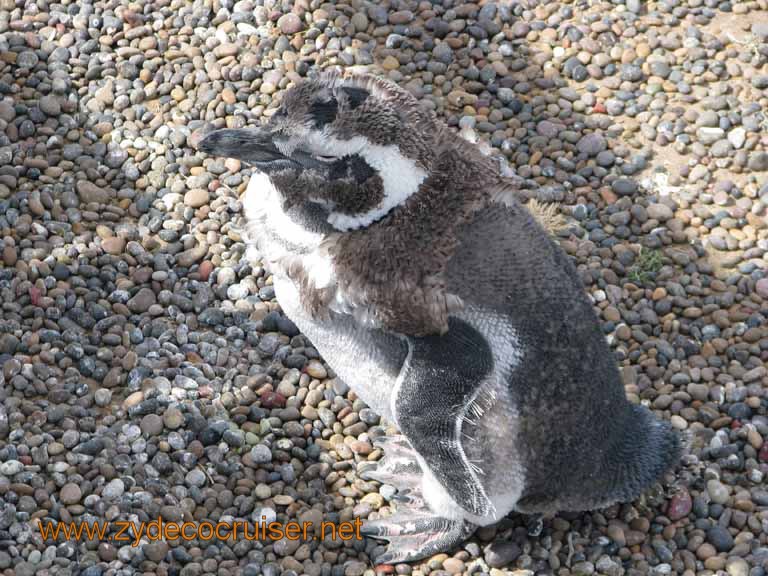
593 102 607 114
186 351 203 363
197 385 212 398
350 440 373 455
224 158 241 172
756 277 768 299
668 489 692 521
759 442 768 463
29 286 41 306
199 261 213 282
261 391 286 409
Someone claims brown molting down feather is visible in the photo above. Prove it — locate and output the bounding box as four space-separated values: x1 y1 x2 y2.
278 69 439 173
283 256 334 320
236 71 549 337
524 199 568 236
329 71 440 170
271 170 387 219
321 126 519 336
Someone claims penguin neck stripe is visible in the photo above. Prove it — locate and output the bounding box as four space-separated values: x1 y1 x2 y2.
307 133 428 231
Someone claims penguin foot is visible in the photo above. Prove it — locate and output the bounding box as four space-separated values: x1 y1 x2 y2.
362 511 476 565
360 435 477 564
391 489 426 508
359 435 422 489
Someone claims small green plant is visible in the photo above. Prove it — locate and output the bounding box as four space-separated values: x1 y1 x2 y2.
628 248 663 285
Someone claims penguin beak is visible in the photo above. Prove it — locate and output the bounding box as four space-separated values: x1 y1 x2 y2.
198 128 299 172
198 128 330 174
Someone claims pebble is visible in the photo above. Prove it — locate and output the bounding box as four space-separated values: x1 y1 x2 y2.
726 558 750 576
163 408 184 429
76 181 110 204
707 479 730 505
756 278 768 299
612 178 638 196
184 188 209 208
127 288 156 313
707 526 734 552
177 243 208 267
60 483 82 505
647 204 674 221
250 444 272 464
484 542 522 568
0 461 23 476
102 479 125 500
277 13 302 35
39 95 61 116
141 413 164 436
144 542 169 563
668 489 692 521
577 133 607 157
101 236 126 255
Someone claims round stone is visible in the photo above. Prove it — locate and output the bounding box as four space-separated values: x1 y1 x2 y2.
94 389 112 407
102 479 125 500
577 133 607 156
184 188 209 208
96 230 124 252
706 479 730 505
706 526 734 552
141 414 164 436
0 460 23 476
60 483 82 505
250 444 272 464
612 178 638 196
755 278 768 299
163 408 184 429
277 13 302 34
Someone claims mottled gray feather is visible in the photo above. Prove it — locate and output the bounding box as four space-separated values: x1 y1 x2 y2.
444 200 681 514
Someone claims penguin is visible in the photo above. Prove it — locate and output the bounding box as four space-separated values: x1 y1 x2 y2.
198 71 682 564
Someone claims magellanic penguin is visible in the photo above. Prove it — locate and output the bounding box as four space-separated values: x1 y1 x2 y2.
199 71 682 564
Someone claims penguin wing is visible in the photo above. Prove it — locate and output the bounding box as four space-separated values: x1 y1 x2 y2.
443 198 586 316
390 199 570 518
277 266 498 517
394 317 497 517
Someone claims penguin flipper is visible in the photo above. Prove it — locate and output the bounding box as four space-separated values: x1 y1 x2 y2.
395 317 496 518
363 510 476 565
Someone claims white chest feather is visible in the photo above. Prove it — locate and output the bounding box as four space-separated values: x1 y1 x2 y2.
242 172 324 260
242 172 345 307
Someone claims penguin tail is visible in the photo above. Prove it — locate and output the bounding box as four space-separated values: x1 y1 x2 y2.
515 405 684 515
606 404 683 505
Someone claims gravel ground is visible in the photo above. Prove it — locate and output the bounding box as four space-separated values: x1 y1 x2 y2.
1 1 768 576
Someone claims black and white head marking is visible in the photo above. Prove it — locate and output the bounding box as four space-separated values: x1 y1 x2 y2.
198 71 438 232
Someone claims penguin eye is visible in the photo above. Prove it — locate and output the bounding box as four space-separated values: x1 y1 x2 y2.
327 154 374 183
309 96 338 128
273 107 287 118
341 86 369 109
314 154 337 163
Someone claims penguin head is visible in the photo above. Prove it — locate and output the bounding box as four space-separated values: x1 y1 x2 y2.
199 71 439 231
